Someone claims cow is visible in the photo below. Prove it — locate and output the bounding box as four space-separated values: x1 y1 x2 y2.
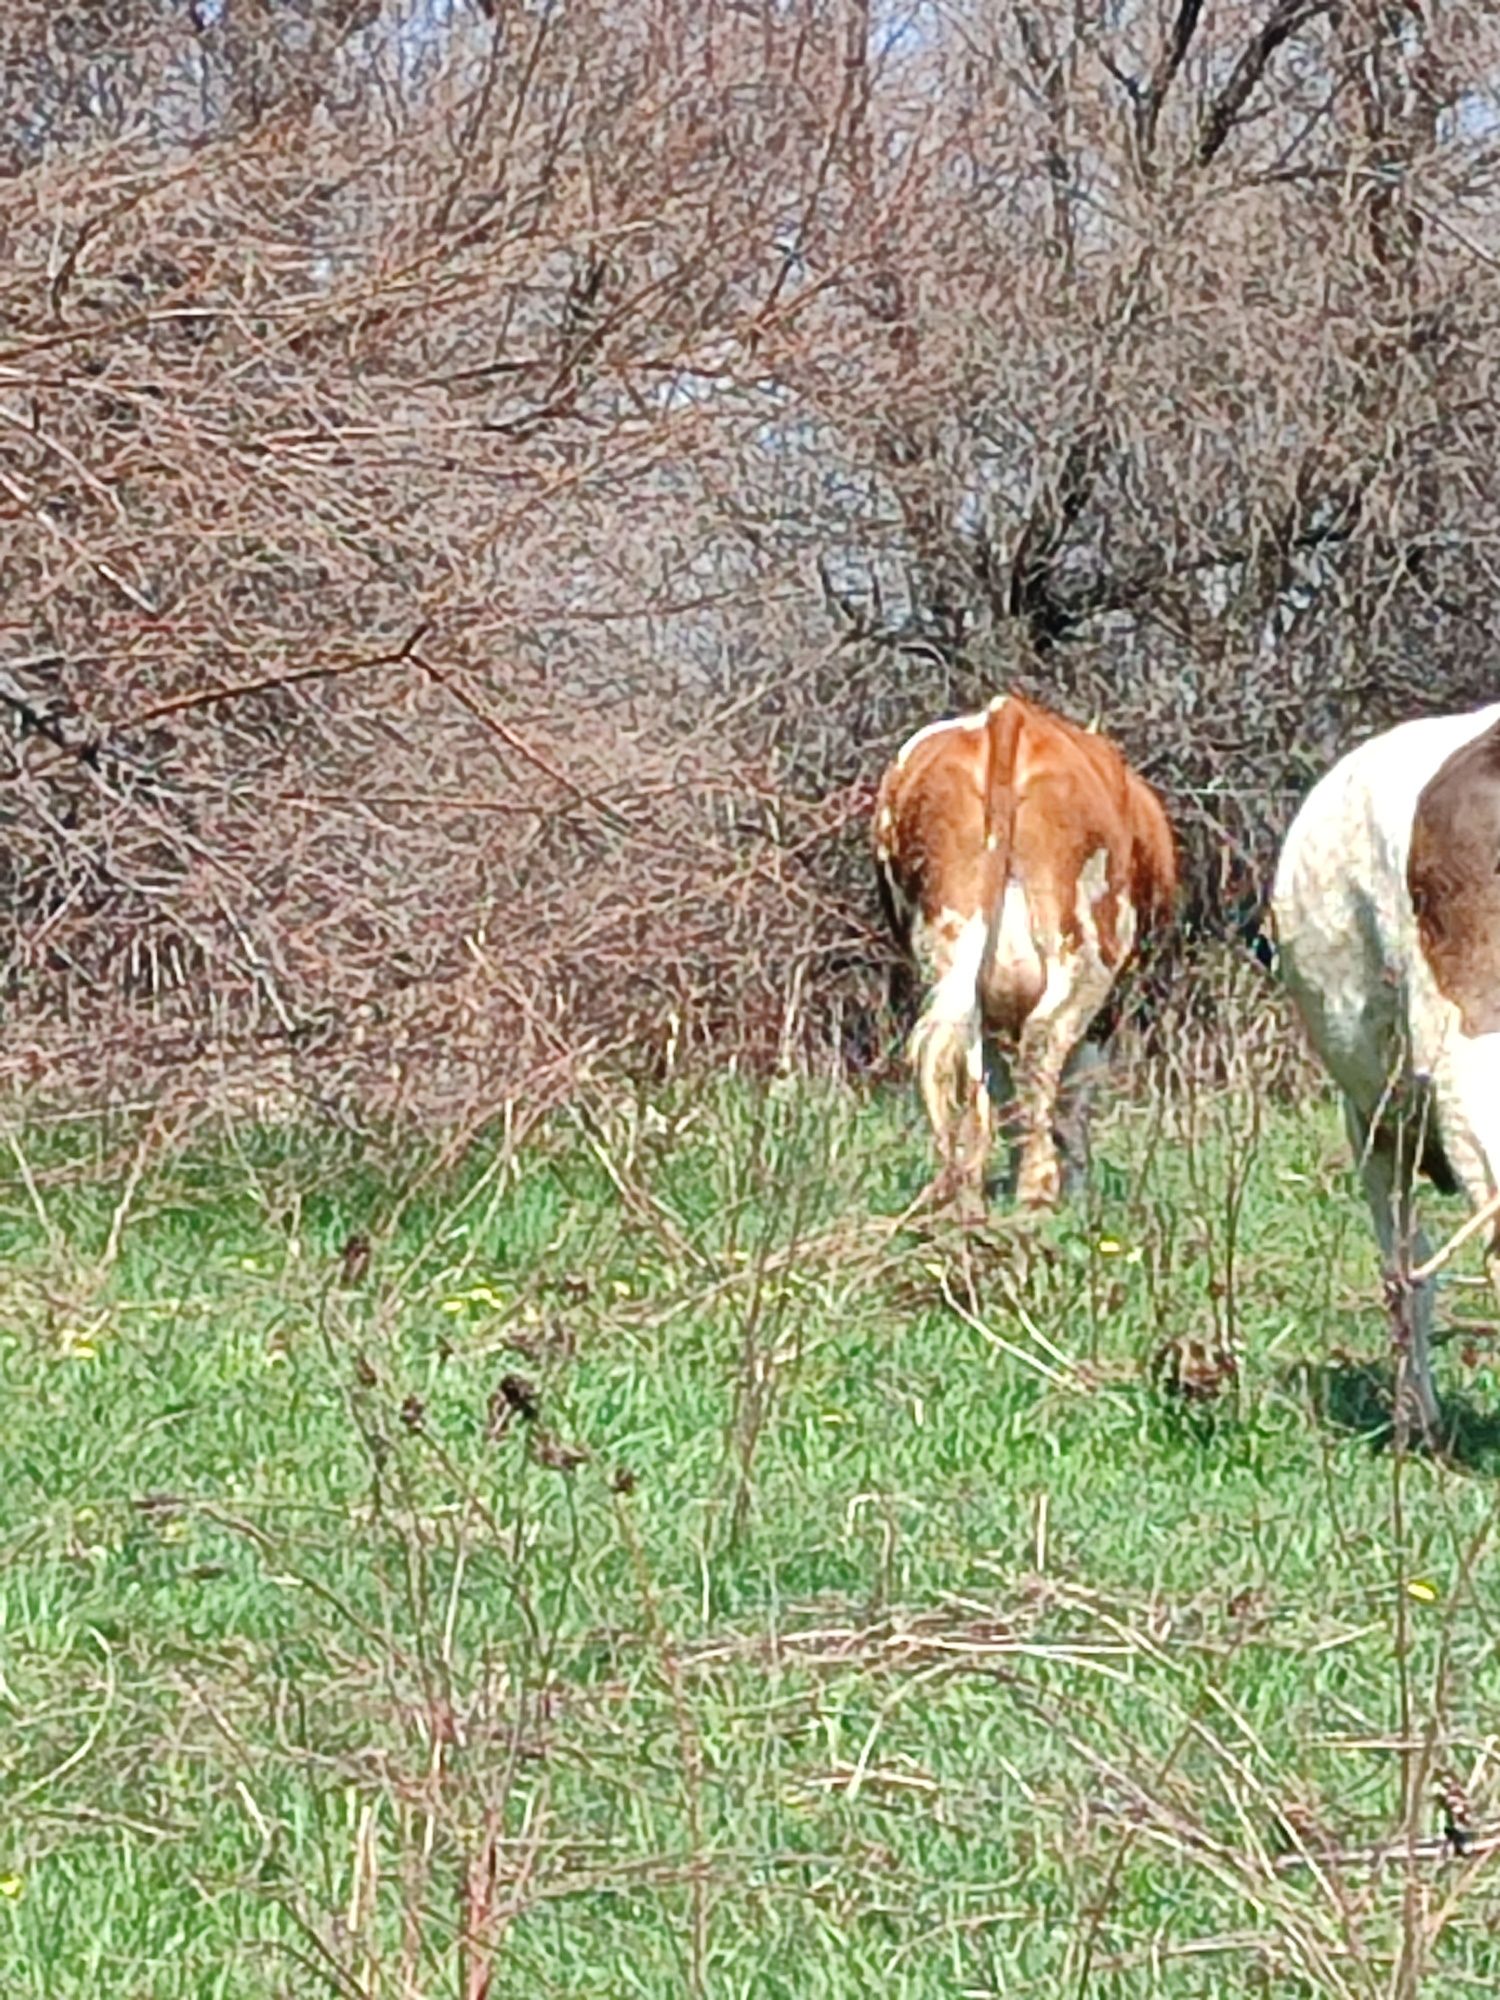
873 691 1178 1208
1271 701 1500 1439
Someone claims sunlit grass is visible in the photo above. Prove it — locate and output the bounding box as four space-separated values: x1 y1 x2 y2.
3 1072 1500 1995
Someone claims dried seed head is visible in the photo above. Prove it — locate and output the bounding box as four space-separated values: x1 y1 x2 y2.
500 1373 540 1419
1434 1769 1474 1854
533 1432 588 1473
339 1234 371 1286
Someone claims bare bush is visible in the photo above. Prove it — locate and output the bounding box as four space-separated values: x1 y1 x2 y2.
0 2 1497 1120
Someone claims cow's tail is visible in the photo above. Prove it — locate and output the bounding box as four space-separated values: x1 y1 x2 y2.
982 695 1025 917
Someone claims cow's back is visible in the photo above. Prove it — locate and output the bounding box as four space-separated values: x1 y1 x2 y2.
1272 704 1500 1111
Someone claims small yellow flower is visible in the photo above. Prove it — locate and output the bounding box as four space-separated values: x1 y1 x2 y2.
0 1875 23 1898
1406 1579 1439 1603
1097 1238 1124 1255
439 1298 468 1315
161 1519 188 1544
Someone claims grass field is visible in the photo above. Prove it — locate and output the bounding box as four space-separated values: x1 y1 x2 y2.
5 1064 1500 1997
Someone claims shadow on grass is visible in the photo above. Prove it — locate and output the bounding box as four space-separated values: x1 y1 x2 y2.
1285 1352 1500 1474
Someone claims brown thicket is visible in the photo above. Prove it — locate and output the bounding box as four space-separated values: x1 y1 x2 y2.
1 1 1497 1122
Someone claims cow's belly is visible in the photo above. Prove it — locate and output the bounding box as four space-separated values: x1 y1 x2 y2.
1279 924 1405 1115
1277 862 1479 1130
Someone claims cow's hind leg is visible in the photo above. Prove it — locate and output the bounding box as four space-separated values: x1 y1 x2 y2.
1055 1041 1109 1200
1014 952 1115 1210
957 1028 995 1201
908 909 991 1196
1346 1100 1441 1442
1431 1030 1500 1342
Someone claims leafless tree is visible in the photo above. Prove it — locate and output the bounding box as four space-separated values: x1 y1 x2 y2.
0 1 1497 1118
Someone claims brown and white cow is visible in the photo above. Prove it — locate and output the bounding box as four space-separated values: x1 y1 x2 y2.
873 692 1178 1207
1272 701 1500 1438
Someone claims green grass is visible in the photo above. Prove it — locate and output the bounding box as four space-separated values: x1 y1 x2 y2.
4 1071 1500 1996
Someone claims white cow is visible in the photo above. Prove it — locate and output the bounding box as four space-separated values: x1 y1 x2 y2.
1271 701 1500 1437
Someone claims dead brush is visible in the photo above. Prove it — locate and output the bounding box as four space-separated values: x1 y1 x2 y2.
1148 1333 1240 1407
881 1208 1064 1315
1145 1332 1242 1446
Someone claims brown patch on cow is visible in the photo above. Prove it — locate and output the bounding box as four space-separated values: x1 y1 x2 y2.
875 722 994 936
875 698 1175 970
1409 718 1500 1037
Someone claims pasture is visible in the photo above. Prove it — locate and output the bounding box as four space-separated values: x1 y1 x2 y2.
5 1058 1500 1997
